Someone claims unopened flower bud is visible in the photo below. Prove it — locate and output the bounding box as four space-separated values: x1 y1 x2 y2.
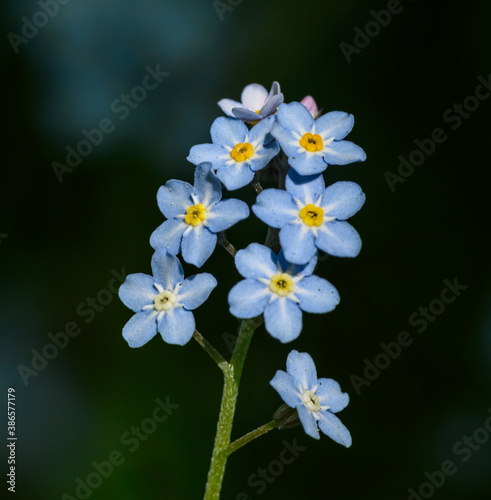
273 404 301 430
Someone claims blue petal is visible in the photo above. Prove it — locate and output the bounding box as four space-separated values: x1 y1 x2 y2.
228 279 270 318
286 350 317 390
270 123 299 157
270 370 302 408
297 404 320 439
187 144 229 167
234 243 278 280
264 298 302 343
119 273 156 312
316 221 362 258
279 223 317 265
320 181 365 220
288 152 328 176
206 199 249 233
323 140 367 165
248 115 276 144
249 141 280 172
215 163 255 191
177 273 217 310
316 111 354 141
210 117 248 148
194 162 222 207
317 411 352 447
218 98 243 117
149 219 187 254
285 170 325 205
181 225 217 268
316 378 350 413
151 249 184 290
267 81 281 100
277 250 317 278
260 92 283 117
122 310 158 348
252 189 297 228
232 108 261 122
295 276 340 314
156 180 194 219
158 307 195 346
276 102 314 135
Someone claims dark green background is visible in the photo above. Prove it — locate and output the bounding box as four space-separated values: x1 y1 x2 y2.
2 0 490 499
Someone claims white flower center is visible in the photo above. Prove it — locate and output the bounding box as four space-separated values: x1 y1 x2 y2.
302 390 321 412
153 290 177 311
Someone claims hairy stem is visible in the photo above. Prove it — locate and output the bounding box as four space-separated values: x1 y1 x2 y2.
193 330 229 372
203 318 261 499
225 420 277 457
217 232 238 258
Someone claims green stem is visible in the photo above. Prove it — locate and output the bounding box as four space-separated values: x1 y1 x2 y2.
203 318 261 500
193 330 228 372
224 420 277 457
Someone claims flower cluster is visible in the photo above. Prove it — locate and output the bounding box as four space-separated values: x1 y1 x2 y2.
119 82 366 446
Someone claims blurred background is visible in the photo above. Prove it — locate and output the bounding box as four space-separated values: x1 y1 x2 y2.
1 0 490 498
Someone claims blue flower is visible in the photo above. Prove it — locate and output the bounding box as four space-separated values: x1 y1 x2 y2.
271 102 366 176
187 117 280 191
150 162 249 267
228 244 339 343
270 350 351 445
119 249 217 348
218 81 284 123
253 170 365 265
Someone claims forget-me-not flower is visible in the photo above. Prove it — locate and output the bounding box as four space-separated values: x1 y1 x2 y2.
150 162 249 267
119 249 217 347
271 102 366 176
187 117 280 191
228 244 339 343
218 81 284 123
253 169 365 265
270 350 351 445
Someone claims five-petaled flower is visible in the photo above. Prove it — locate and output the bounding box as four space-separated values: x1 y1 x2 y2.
270 350 351 445
187 117 280 191
253 169 365 265
228 244 339 343
218 81 284 123
150 162 249 267
119 249 217 347
271 102 366 176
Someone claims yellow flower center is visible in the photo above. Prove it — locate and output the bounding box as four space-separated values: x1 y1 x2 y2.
269 273 295 296
299 204 324 227
154 291 176 311
231 142 254 162
300 132 323 152
184 203 207 226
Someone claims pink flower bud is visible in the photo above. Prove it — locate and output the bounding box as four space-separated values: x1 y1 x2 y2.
300 95 319 118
